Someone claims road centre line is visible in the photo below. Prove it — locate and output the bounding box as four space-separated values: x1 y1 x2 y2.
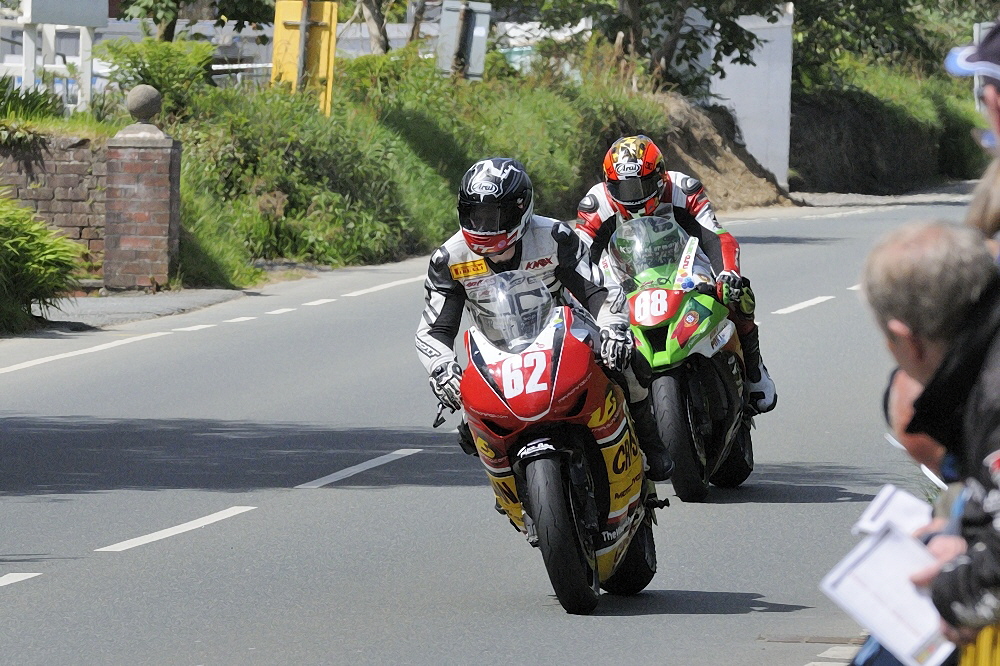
95 506 257 552
266 308 296 315
772 296 835 315
295 449 422 489
0 332 173 376
224 316 257 323
342 276 424 297
0 573 42 587
848 284 861 291
303 298 337 306
173 324 216 332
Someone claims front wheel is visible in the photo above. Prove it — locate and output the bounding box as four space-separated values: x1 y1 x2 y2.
600 519 656 595
525 457 599 614
651 374 708 502
711 421 754 488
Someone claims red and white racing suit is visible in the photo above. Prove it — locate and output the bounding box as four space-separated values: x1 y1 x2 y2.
576 172 777 415
576 171 740 278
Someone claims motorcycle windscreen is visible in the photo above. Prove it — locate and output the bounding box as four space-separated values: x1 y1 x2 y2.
607 215 688 288
465 271 552 354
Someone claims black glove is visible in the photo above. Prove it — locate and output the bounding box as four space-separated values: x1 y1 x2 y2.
430 361 463 411
599 323 633 372
715 270 743 306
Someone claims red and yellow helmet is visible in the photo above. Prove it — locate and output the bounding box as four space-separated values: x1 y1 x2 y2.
602 135 667 216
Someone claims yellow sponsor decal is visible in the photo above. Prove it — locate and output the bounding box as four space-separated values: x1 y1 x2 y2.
488 474 524 530
476 435 497 459
587 387 618 429
450 259 489 280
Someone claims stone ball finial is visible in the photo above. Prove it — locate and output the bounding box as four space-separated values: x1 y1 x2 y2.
127 85 162 123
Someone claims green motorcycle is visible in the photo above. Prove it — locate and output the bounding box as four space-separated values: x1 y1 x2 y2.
606 215 754 502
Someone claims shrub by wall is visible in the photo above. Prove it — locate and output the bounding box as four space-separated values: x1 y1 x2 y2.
0 191 80 333
790 59 987 193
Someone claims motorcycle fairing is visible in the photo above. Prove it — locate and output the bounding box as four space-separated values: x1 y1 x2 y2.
631 289 734 370
593 414 645 577
466 309 565 423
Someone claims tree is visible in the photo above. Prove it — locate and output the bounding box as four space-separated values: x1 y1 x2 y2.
490 0 782 92
121 0 274 41
792 0 1000 87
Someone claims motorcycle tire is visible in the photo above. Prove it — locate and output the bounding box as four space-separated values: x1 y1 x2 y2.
651 374 709 502
600 519 656 596
525 456 600 615
711 420 754 489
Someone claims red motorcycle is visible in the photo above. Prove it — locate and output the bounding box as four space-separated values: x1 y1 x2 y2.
436 270 664 614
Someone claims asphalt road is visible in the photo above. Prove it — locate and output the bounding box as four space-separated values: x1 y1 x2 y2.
0 195 972 665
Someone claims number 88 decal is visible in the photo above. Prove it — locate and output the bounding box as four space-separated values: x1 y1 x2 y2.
501 352 548 398
634 289 669 322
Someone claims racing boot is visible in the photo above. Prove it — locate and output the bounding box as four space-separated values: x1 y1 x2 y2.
629 396 674 481
740 325 776 414
457 420 478 455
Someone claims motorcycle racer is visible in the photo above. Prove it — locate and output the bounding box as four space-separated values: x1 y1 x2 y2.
577 135 777 414
416 157 674 481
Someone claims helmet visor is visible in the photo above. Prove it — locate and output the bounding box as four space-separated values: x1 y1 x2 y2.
459 202 524 234
607 173 662 207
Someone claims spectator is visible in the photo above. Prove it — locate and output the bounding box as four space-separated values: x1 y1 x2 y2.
861 220 1000 645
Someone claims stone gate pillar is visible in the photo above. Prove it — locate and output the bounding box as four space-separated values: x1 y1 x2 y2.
103 85 181 291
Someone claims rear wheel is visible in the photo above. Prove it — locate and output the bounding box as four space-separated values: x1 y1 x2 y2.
600 519 656 595
525 457 600 614
651 374 708 502
711 421 754 488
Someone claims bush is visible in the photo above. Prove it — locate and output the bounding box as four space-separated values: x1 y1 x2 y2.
790 56 988 192
0 192 80 333
95 38 214 117
172 83 453 267
0 74 63 119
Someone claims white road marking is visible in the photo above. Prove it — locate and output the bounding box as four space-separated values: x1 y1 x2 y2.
848 284 861 291
0 332 173 376
303 298 337 306
772 296 835 315
172 324 216 332
224 316 257 323
95 506 257 552
0 573 42 587
342 276 424 297
295 449 422 489
817 646 860 660
266 308 296 315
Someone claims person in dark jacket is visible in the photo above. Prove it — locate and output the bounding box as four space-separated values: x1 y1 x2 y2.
861 220 1000 645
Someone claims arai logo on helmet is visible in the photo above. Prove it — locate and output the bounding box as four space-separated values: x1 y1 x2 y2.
470 181 499 196
614 162 642 177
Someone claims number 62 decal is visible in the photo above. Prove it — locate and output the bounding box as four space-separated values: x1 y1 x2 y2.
500 352 548 398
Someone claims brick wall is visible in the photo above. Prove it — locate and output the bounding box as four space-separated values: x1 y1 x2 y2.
103 136 181 290
0 137 107 276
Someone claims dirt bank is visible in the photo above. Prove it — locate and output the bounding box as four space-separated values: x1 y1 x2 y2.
656 92 793 212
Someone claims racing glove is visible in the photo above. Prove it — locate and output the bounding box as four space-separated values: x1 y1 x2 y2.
715 270 743 307
599 323 633 373
430 361 463 412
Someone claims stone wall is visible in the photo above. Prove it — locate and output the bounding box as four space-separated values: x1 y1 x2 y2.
0 137 107 276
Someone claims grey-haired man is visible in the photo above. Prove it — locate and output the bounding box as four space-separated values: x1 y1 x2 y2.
862 221 1000 644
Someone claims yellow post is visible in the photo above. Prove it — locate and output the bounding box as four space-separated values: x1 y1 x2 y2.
271 0 338 114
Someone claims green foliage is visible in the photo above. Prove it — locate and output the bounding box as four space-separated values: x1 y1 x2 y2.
171 80 454 267
0 119 47 151
0 75 63 119
95 38 214 117
490 0 782 94
793 0 1000 89
121 0 274 40
791 55 989 192
0 192 80 333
